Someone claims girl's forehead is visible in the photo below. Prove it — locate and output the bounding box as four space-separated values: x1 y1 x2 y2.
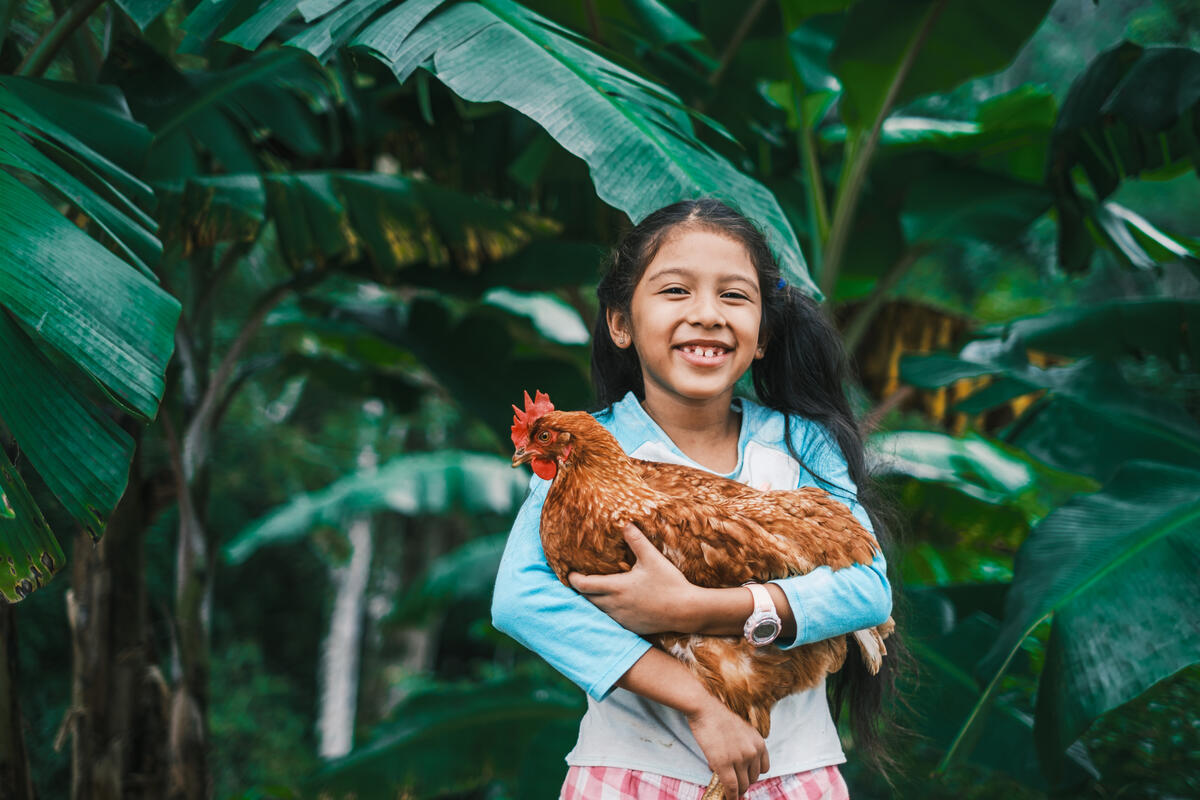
642 227 759 283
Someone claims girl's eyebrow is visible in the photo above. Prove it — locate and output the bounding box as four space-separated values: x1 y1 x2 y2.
644 266 759 289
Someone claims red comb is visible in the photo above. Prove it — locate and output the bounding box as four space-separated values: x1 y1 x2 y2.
511 390 555 449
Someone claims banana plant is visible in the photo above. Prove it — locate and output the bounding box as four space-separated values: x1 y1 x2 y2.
898 298 1200 779
1049 42 1200 275
224 451 529 564
178 0 817 292
0 76 179 602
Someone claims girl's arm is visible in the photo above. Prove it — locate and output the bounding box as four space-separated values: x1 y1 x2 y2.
619 648 768 799
492 476 652 699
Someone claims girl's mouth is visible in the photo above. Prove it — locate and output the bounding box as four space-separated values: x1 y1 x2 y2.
675 343 732 367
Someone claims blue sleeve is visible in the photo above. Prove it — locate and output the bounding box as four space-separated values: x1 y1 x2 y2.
769 424 892 648
491 475 652 700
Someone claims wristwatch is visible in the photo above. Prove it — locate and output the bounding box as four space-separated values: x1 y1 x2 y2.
742 582 782 647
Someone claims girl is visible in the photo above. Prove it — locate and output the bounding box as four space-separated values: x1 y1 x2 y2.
492 199 896 800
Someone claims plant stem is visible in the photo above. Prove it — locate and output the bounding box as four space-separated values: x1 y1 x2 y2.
15 0 108 78
791 77 829 266
582 0 603 45
819 0 949 297
841 245 931 354
708 0 768 88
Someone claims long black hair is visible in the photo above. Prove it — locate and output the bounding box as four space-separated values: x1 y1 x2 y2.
591 198 903 773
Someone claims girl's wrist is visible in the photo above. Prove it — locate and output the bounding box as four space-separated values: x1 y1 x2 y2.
681 583 797 639
680 585 753 634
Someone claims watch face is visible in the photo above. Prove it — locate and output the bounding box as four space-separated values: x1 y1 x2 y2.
753 620 780 641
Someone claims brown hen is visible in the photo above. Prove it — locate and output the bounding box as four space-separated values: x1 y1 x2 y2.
510 392 893 797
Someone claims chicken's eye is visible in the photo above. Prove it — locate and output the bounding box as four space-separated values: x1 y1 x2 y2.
538 431 551 442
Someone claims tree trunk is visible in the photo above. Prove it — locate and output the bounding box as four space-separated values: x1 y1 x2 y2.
64 440 169 800
167 473 211 800
0 604 35 800
317 516 373 758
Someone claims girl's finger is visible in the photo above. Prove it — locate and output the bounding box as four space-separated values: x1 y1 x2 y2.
718 767 738 800
567 572 605 594
621 523 653 554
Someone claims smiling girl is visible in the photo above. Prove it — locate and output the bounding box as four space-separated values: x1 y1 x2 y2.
492 200 896 799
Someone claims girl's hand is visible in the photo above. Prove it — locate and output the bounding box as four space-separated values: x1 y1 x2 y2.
685 695 769 799
568 523 696 634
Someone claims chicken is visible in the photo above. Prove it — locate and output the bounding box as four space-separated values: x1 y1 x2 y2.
509 390 894 793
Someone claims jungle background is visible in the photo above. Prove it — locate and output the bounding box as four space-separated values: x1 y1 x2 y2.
1 0 1198 797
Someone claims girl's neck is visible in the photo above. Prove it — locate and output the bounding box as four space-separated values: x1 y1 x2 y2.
639 386 741 473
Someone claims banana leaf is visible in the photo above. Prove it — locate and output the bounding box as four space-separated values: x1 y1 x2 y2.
1049 42 1200 272
940 461 1200 780
305 675 583 799
224 451 528 564
0 80 178 596
182 0 815 293
155 171 560 273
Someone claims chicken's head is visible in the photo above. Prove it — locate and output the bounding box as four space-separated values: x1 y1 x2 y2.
511 390 560 480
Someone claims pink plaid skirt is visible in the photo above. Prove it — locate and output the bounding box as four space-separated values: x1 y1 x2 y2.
560 764 849 800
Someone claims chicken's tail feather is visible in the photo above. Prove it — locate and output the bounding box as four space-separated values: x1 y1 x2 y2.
852 616 896 675
702 773 724 800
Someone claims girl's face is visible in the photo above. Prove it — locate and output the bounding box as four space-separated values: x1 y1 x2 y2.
608 227 765 406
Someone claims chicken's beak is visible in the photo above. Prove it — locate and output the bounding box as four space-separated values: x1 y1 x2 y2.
512 448 533 468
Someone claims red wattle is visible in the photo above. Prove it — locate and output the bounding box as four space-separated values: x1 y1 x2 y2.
531 458 558 480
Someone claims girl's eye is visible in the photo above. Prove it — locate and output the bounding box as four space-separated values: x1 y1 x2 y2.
660 286 688 295
538 431 551 442
723 291 750 300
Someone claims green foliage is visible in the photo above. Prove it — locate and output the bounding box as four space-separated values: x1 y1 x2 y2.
209 641 320 800
305 673 583 799
1050 41 1200 273
181 0 816 293
225 451 528 564
0 76 178 596
6 0 1200 797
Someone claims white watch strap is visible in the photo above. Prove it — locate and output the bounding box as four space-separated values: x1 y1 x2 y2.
744 582 775 615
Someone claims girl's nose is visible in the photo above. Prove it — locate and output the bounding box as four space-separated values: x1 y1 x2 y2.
686 293 726 327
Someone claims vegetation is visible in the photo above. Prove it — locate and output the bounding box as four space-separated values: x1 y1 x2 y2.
1 0 1197 798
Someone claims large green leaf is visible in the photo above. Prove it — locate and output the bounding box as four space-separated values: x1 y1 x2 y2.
101 42 333 182
830 0 1052 130
305 675 582 799
1008 397 1200 484
819 85 1057 184
941 462 1200 777
360 0 813 290
224 451 529 563
0 81 177 593
0 173 178 421
156 171 560 273
1049 42 1200 272
389 531 505 624
0 77 155 187
189 0 814 293
899 167 1052 245
873 431 1096 523
904 590 1096 789
978 298 1200 366
0 78 159 276
272 291 592 441
900 340 1200 459
113 0 174 29
0 447 64 603
0 312 134 539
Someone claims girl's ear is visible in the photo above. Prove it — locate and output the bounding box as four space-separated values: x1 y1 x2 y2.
606 308 633 349
755 332 768 360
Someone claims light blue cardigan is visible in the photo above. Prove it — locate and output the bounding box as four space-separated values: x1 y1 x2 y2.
491 391 892 702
